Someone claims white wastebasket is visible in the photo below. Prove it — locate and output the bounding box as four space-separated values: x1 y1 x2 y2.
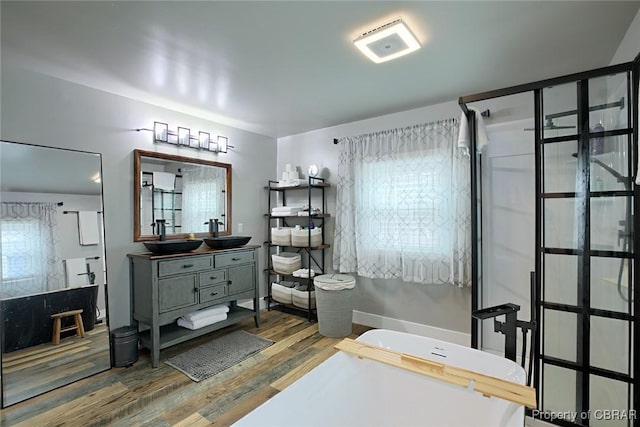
313 274 356 338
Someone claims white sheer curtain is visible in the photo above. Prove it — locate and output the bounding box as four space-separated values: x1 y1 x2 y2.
182 165 227 232
1 202 64 297
333 118 471 286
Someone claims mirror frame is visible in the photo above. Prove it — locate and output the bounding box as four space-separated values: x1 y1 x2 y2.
133 149 232 242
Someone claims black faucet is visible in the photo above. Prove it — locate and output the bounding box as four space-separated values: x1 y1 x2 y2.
153 219 167 241
472 303 521 362
205 218 222 237
471 272 538 387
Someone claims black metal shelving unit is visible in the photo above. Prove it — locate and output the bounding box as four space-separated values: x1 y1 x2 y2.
264 176 330 321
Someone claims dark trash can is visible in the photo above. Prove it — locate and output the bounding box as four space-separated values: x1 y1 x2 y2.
110 326 139 367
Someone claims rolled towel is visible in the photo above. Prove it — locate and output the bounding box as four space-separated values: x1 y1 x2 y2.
182 304 229 322
292 268 316 278
177 313 227 330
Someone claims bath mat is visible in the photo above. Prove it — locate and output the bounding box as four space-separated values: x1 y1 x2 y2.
165 330 274 382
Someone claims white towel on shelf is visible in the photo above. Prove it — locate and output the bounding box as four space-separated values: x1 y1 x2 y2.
78 211 100 246
271 207 302 216
153 171 175 191
457 108 489 155
181 304 229 323
272 205 303 212
65 258 87 288
292 268 316 278
177 313 227 330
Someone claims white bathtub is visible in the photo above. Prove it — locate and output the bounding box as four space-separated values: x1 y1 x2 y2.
233 329 526 427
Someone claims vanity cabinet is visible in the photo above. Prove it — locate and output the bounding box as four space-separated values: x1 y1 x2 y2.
128 246 260 367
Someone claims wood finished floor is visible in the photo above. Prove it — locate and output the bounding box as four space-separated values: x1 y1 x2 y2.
3 323 110 407
0 310 372 427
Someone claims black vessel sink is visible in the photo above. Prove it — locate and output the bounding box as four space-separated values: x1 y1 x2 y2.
143 239 203 254
203 236 251 249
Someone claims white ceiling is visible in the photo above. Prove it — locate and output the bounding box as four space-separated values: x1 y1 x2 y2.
1 1 638 138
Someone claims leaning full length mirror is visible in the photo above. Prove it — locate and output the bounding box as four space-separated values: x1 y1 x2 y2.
0 141 110 407
134 149 231 242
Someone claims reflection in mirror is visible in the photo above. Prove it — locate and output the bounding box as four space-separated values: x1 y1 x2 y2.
134 150 231 242
0 141 110 407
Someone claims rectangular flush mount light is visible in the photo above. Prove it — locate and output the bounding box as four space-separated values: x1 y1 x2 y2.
354 18 420 63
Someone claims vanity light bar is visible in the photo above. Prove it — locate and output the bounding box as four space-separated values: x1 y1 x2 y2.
136 122 233 153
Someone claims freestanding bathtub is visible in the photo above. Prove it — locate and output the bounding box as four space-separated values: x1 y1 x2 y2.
233 329 526 427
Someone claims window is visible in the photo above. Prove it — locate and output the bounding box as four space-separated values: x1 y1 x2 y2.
1 219 51 296
1 202 62 297
333 118 471 286
358 155 451 255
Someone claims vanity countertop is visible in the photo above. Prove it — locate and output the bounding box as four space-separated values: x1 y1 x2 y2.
127 244 261 260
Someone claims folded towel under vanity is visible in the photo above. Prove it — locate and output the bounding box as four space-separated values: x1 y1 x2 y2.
177 313 227 330
181 304 229 323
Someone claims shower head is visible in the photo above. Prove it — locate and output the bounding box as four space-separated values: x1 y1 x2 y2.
524 118 576 131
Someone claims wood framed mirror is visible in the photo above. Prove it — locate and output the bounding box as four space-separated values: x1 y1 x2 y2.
0 140 110 407
134 149 232 242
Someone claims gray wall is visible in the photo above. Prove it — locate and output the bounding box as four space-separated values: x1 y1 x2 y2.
277 100 472 333
0 64 277 329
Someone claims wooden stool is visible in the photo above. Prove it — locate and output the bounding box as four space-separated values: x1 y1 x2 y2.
51 309 85 345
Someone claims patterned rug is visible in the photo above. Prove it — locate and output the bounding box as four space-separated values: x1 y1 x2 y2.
165 330 274 382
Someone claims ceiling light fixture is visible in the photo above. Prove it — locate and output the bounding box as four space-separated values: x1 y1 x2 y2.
354 18 420 64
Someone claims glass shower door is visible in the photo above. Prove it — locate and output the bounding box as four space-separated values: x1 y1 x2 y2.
538 71 635 426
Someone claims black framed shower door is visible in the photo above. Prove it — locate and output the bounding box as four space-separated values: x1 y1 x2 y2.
460 55 639 427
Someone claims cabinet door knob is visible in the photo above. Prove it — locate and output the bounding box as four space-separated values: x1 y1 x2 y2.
228 280 232 285
183 264 194 268
231 257 240 261
210 276 217 280
211 292 218 296
193 288 198 293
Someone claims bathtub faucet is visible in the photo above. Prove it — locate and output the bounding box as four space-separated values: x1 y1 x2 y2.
472 303 521 362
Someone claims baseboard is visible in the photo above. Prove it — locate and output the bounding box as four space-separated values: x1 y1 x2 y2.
352 310 471 347
238 299 268 311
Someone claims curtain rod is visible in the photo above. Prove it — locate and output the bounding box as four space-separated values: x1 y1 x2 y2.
332 114 476 144
1 201 64 205
63 210 104 214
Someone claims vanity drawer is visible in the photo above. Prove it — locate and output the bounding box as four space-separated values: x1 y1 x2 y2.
199 270 227 287
158 256 213 277
214 251 254 268
199 284 228 304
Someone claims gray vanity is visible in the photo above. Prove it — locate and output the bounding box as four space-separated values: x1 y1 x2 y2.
128 245 260 367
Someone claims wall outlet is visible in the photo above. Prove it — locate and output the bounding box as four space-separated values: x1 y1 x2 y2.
238 223 243 233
